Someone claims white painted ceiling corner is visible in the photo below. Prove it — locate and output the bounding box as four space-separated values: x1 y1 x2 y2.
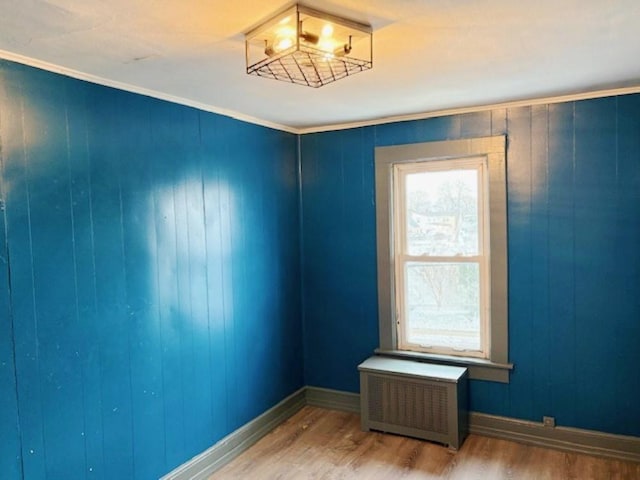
1 0 639 134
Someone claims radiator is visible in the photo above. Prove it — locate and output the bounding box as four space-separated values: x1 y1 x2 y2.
358 356 468 449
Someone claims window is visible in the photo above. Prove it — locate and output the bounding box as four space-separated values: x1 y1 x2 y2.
394 158 489 358
375 136 511 382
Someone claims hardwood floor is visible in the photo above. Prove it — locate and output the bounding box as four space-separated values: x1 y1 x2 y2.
208 406 640 480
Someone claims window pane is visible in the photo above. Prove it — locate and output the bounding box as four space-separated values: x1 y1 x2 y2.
405 262 481 351
405 168 479 256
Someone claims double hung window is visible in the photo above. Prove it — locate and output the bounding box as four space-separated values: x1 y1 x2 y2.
374 136 511 382
394 158 489 358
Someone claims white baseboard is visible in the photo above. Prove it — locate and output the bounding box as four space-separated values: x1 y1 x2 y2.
161 386 640 478
160 388 306 480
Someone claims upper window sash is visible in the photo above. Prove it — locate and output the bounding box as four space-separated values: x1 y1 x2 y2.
393 158 488 259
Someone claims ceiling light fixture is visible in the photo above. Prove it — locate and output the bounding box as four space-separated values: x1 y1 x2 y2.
245 4 372 88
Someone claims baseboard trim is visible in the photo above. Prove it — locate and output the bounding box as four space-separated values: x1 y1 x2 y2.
305 386 360 413
160 387 306 480
161 386 640 479
470 412 640 463
301 388 640 463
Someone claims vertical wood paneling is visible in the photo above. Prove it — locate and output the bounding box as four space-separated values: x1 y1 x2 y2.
529 104 551 420
573 97 619 433
546 101 577 426
150 105 184 470
375 115 462 147
64 78 106 480
301 93 640 437
186 120 215 453
120 95 166 480
235 127 263 425
0 59 302 480
4 72 48 480
614 95 640 432
199 113 229 443
504 106 534 421
227 122 246 431
31 78 86 480
0 63 23 480
460 110 492 138
88 91 135 480
301 127 378 393
169 106 197 458
0 177 22 479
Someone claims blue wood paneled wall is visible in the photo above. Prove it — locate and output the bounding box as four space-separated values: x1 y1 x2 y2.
301 97 640 437
0 162 21 478
0 60 303 480
1 55 639 480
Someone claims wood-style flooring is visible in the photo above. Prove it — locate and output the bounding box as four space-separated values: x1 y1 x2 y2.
208 406 640 480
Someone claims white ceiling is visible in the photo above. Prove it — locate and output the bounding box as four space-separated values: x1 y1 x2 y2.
1 0 639 132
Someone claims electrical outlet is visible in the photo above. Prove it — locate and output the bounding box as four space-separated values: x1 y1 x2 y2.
543 416 556 428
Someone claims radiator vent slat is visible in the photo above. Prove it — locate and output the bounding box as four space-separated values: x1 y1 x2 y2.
368 375 449 434
358 356 469 449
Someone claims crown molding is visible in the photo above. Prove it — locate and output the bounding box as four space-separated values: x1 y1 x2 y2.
1 49 639 136
297 85 640 134
0 49 298 134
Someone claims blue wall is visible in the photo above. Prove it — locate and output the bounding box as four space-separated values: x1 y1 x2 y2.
301 98 640 437
0 60 303 480
0 163 21 479
1 56 639 480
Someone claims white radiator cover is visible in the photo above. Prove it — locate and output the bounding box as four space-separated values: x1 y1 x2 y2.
358 356 469 449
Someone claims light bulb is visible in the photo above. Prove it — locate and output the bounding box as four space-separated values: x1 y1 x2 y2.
321 24 334 37
276 37 293 50
276 26 295 38
318 38 335 53
273 26 295 52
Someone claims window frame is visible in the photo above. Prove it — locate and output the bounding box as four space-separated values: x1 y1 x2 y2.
393 158 490 358
374 136 512 383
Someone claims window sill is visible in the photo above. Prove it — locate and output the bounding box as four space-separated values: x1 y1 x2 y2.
374 348 513 383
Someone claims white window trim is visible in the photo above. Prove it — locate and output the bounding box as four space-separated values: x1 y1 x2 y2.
394 158 490 358
374 136 512 383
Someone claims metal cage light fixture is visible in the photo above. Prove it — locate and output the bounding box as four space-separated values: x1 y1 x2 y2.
245 4 372 88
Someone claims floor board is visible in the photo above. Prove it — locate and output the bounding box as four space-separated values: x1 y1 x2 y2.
208 406 640 479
